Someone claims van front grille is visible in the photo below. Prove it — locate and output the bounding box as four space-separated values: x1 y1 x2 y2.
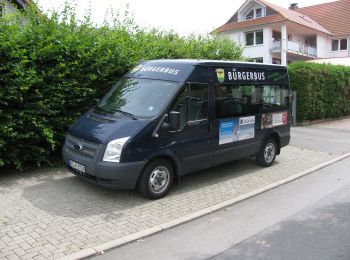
65 134 100 159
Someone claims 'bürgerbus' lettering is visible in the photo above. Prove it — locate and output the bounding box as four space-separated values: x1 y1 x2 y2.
139 66 179 76
226 69 265 82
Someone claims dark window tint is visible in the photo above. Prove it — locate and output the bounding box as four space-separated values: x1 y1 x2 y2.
340 39 348 50
246 10 254 20
262 85 289 107
256 31 263 44
215 85 261 118
215 84 289 118
256 8 262 18
173 86 189 128
332 40 339 51
188 83 208 121
98 78 179 118
246 32 254 46
172 83 208 128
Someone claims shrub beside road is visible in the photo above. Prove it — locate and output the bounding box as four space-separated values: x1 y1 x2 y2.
289 62 350 122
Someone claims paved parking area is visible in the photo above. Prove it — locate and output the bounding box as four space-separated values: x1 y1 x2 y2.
0 145 337 259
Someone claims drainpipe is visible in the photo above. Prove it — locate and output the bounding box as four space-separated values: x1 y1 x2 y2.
281 24 288 66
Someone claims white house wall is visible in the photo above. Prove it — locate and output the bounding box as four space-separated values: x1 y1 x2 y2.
316 34 330 58
223 27 273 63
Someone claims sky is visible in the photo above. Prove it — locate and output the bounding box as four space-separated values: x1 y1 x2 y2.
36 0 336 35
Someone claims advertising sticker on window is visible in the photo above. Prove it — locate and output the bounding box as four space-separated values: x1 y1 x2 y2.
219 116 255 145
261 112 288 129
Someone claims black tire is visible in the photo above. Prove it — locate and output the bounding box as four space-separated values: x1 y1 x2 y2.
137 159 174 200
256 138 277 167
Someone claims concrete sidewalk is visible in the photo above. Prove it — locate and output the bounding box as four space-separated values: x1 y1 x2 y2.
0 145 339 259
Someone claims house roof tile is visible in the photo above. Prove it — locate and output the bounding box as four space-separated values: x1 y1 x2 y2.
297 0 350 37
216 0 332 35
216 14 286 33
258 0 332 34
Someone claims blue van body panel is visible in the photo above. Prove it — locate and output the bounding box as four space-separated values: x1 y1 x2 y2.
62 59 291 190
68 110 152 144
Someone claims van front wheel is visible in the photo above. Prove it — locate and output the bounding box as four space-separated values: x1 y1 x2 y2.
256 138 277 167
137 159 174 200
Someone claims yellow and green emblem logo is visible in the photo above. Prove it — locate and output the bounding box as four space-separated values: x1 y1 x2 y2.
216 69 225 83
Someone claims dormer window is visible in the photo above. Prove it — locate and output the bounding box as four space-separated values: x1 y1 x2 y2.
256 8 262 18
246 10 254 20
245 8 263 20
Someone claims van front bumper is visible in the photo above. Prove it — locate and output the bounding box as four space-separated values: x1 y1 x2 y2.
63 144 146 190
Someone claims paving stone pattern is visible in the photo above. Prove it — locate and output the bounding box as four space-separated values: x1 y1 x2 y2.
0 146 337 259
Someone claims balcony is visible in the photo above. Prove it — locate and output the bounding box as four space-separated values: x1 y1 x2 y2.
271 40 317 58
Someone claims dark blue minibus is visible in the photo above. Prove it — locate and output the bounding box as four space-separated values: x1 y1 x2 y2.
63 60 291 199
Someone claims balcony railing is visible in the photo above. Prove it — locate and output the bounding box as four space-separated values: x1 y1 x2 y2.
271 40 317 57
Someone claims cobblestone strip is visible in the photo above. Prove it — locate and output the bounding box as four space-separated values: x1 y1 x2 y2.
0 146 340 259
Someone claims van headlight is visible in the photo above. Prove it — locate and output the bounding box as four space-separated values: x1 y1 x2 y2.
103 137 130 163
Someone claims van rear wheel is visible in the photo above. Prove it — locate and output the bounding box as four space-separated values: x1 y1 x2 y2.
137 159 174 200
256 138 277 167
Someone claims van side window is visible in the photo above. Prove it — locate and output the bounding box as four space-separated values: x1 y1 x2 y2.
262 85 289 107
188 83 208 121
215 84 262 118
172 83 208 128
173 86 189 128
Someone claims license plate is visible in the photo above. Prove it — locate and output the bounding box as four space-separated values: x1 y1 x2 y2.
69 160 86 173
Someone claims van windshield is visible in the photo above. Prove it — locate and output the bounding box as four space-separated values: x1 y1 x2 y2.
97 78 179 118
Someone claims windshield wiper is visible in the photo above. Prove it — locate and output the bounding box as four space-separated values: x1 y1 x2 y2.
114 109 138 120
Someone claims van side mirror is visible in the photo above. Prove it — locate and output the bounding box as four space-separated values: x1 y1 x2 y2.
169 111 180 131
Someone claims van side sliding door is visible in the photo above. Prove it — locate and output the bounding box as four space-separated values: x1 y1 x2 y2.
212 83 262 165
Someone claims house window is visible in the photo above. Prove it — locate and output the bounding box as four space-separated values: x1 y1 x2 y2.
245 30 264 46
246 10 254 20
256 8 262 18
272 58 281 65
246 32 254 46
256 31 263 44
340 39 348 50
249 57 263 63
0 4 4 17
332 39 348 51
273 30 281 41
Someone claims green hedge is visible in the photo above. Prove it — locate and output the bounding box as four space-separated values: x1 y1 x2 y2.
0 5 243 170
289 62 350 122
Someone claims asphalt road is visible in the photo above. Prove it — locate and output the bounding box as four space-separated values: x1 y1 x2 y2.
93 121 350 260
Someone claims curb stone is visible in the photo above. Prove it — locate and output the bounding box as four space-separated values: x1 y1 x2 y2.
59 152 350 260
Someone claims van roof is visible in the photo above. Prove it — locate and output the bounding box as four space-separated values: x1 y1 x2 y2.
142 59 286 69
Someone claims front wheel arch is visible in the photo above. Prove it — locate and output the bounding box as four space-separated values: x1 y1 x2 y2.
136 158 175 199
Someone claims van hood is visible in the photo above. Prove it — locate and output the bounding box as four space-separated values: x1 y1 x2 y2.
68 110 152 144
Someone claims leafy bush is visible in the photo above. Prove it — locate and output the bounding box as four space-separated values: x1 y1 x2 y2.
289 62 350 122
0 4 243 170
